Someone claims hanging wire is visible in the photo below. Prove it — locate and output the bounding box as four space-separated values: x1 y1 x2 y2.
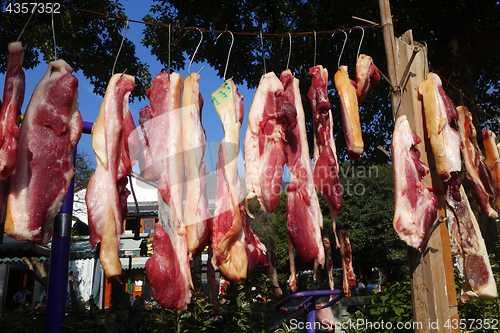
51 11 57 60
313 30 317 67
286 32 292 70
354 26 364 60
112 19 129 76
214 30 234 80
188 28 204 74
260 30 266 75
333 29 348 69
17 1 37 41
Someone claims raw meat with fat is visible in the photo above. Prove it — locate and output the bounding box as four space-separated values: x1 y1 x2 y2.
5 59 82 244
282 69 325 267
457 106 497 218
334 65 363 161
211 78 248 282
0 41 25 180
338 229 356 297
146 194 191 314
355 54 380 103
86 73 138 277
482 130 500 212
308 64 342 246
392 115 438 250
445 185 498 303
244 72 295 213
182 72 212 258
139 71 191 313
418 73 462 182
265 237 283 297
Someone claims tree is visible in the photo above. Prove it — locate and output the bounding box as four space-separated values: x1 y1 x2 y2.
74 150 95 189
0 0 151 100
142 0 500 162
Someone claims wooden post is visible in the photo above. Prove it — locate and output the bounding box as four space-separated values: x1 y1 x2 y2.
379 1 460 332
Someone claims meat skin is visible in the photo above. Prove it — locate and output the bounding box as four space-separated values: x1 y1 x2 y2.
457 106 497 218
182 73 212 258
482 130 500 213
392 115 438 250
0 41 25 180
86 73 137 277
355 54 380 103
244 72 294 213
211 78 248 282
334 66 363 161
5 59 81 245
281 69 325 267
418 73 462 182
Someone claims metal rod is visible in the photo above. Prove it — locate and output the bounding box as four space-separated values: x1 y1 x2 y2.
44 149 76 333
82 121 93 134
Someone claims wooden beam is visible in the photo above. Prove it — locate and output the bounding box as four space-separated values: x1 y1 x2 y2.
379 2 460 332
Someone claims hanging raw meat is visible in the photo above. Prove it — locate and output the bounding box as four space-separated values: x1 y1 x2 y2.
140 71 191 313
244 72 295 213
392 115 438 250
282 69 325 267
334 65 363 161
308 64 342 246
418 73 462 183
322 231 335 291
241 206 268 274
483 130 500 212
338 229 356 297
445 185 498 303
287 236 297 292
182 72 212 258
211 78 249 282
457 106 497 218
86 73 138 277
5 59 82 244
146 194 192 314
0 41 25 180
265 237 283 297
355 54 380 103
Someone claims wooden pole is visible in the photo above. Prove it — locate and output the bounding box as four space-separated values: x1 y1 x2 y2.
379 1 460 332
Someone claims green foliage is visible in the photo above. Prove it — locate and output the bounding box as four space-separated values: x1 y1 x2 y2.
75 150 95 189
336 162 404 268
142 0 500 163
0 0 151 100
346 280 413 333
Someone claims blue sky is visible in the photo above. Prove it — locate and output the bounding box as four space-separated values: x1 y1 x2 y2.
0 1 267 178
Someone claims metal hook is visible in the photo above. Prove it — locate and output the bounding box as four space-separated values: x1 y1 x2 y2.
51 10 57 60
260 30 266 76
313 30 317 67
214 30 234 80
286 32 292 70
17 0 37 41
112 18 129 76
188 28 204 74
332 29 348 68
354 26 364 60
